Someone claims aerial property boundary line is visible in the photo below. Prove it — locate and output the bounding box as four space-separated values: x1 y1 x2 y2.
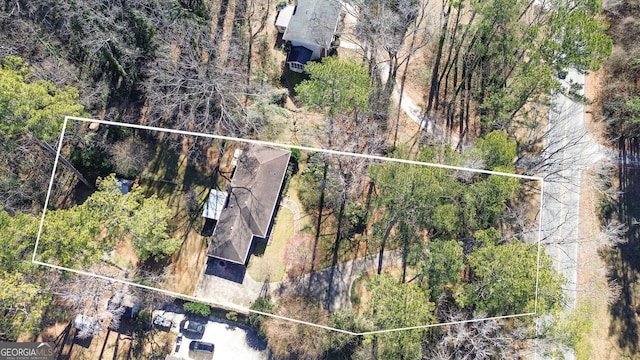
32 116 546 336
60 116 543 181
30 260 537 336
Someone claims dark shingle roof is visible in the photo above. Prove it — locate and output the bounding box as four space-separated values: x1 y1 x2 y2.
207 144 291 264
287 46 314 64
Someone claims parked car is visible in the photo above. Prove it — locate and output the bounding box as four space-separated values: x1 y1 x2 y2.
181 320 205 335
188 341 214 360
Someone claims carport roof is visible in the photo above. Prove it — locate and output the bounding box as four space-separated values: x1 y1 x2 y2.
287 46 313 64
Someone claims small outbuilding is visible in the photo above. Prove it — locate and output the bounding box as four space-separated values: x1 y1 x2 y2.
275 5 295 33
202 189 228 221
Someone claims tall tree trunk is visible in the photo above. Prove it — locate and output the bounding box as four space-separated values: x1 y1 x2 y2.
38 141 94 189
378 212 398 275
426 1 451 115
310 162 328 275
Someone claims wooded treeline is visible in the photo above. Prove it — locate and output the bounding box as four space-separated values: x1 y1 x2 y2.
600 0 640 138
345 0 611 148
593 1 640 357
423 0 610 142
0 0 616 358
0 0 278 137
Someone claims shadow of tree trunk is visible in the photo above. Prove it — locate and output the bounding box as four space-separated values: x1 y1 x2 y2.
604 136 640 356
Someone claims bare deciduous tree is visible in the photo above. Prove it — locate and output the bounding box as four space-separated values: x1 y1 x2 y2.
109 137 153 179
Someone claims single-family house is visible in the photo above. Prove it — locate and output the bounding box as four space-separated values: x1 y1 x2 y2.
276 0 342 72
206 144 291 265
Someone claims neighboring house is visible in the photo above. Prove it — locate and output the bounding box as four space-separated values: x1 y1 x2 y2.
276 0 342 72
115 177 134 195
73 314 101 339
207 144 291 265
106 293 140 320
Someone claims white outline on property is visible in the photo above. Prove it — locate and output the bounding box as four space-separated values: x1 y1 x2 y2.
33 116 546 336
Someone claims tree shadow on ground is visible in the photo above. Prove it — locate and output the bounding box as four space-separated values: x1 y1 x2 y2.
280 67 309 100
604 136 640 356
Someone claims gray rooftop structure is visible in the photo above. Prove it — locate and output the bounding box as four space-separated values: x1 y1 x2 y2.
202 189 228 220
282 0 341 52
207 144 291 265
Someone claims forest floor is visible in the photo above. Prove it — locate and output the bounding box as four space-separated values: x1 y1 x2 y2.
578 167 617 359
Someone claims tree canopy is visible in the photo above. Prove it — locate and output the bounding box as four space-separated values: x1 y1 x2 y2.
466 240 565 316
0 208 51 341
38 174 179 266
366 273 435 360
295 56 372 116
0 56 87 214
0 56 85 147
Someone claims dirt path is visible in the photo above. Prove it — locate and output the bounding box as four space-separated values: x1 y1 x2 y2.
578 167 621 359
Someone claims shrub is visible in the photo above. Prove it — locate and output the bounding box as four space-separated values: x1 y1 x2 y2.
249 296 274 337
183 302 211 317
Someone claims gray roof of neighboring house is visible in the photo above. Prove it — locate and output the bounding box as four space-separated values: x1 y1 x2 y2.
276 5 295 29
73 314 99 333
282 0 341 49
207 144 291 264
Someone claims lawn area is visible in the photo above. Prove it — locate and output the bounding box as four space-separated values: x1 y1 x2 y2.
136 136 219 295
247 207 294 283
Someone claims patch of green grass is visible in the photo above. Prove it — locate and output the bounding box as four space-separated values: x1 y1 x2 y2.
138 179 178 200
110 251 135 270
247 208 293 282
281 68 309 96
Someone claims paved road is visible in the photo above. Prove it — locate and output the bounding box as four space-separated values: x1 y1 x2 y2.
537 69 608 359
541 69 607 308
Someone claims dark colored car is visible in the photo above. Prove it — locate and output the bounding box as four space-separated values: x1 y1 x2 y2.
188 341 214 359
181 320 205 335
